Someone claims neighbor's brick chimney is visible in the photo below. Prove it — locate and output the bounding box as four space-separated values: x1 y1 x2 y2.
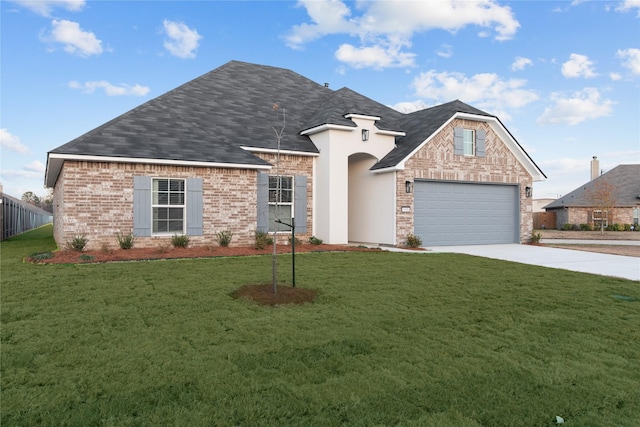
591 156 600 180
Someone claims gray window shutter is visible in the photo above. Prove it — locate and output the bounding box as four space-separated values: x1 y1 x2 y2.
476 129 486 157
453 127 464 155
133 176 152 237
294 175 307 234
256 173 269 232
186 178 203 236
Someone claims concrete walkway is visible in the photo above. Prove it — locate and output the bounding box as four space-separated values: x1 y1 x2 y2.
384 244 640 281
541 239 640 246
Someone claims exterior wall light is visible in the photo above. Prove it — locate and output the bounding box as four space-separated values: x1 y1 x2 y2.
525 186 532 198
405 180 413 193
362 129 369 141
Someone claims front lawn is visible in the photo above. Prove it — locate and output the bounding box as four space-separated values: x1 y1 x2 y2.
2 226 639 426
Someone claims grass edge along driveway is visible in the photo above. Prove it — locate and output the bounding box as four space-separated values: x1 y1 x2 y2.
2 226 639 426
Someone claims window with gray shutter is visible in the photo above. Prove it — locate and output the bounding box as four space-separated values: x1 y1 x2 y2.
186 178 203 235
133 176 152 237
454 127 464 155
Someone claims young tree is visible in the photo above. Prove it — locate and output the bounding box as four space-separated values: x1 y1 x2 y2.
269 103 286 294
585 180 617 233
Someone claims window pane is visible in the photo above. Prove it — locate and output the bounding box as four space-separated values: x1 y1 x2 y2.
170 180 184 192
154 208 168 220
269 205 292 232
168 220 183 232
169 193 184 205
168 208 183 220
154 179 168 192
463 129 474 156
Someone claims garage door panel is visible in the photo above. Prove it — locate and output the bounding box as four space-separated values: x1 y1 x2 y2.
414 181 518 246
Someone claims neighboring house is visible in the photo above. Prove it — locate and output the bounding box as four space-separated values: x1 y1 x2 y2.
544 164 640 229
45 61 545 250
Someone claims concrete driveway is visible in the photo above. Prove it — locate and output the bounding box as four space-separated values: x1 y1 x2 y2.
423 244 640 281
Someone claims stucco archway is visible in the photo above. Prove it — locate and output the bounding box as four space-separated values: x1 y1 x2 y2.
348 153 396 245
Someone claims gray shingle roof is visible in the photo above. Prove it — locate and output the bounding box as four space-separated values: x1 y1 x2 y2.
50 61 334 164
301 87 405 133
47 61 544 185
545 164 640 209
372 100 493 170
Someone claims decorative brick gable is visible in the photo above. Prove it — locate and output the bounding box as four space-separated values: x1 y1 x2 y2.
397 118 533 244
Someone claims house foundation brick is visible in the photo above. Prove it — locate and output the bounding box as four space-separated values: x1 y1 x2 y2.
54 156 314 251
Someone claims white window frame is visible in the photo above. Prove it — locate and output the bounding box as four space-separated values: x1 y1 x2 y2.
152 178 186 235
463 129 475 156
268 175 294 233
593 209 608 228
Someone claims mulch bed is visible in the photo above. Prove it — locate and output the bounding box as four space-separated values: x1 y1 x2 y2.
27 244 381 265
230 283 318 306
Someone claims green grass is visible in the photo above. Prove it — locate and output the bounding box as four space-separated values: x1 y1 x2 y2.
2 225 639 426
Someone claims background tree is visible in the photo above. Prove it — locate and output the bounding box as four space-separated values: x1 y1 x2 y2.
585 180 617 233
21 191 40 206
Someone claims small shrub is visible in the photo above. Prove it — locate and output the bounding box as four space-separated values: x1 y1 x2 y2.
605 223 622 232
309 236 323 245
30 252 53 261
68 234 88 252
101 243 114 254
215 230 233 247
172 234 190 248
580 223 593 231
529 231 542 245
116 232 135 250
254 230 273 249
561 224 573 231
156 244 170 254
79 254 94 261
288 236 302 246
623 224 632 231
406 233 422 248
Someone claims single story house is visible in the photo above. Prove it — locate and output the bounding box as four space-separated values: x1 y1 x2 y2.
45 60 545 250
544 164 640 229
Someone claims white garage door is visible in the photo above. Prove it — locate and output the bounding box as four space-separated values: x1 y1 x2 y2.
414 181 519 246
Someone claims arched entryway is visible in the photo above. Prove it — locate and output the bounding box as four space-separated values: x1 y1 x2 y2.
348 153 396 245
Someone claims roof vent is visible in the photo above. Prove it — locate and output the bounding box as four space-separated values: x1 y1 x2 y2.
324 83 329 88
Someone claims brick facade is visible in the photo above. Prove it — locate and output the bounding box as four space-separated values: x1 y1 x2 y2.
554 206 635 229
396 118 534 244
53 156 313 251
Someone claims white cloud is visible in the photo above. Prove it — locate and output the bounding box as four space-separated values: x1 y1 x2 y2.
69 80 150 96
616 0 640 16
411 70 538 114
609 72 623 80
537 87 614 126
24 160 46 173
10 0 84 17
286 0 355 48
390 100 432 114
335 37 416 69
286 0 519 69
511 56 533 71
46 19 103 57
561 53 598 78
0 128 29 154
162 20 202 59
436 44 453 58
616 48 640 75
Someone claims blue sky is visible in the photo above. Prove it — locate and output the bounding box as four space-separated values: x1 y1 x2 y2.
1 0 639 201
